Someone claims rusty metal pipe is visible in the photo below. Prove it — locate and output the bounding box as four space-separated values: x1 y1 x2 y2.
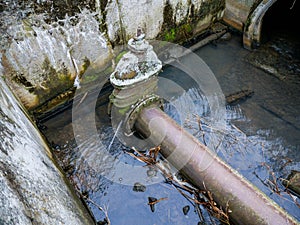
134 105 298 225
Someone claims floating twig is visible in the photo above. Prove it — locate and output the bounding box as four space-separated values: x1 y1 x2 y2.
127 145 230 224
147 197 168 205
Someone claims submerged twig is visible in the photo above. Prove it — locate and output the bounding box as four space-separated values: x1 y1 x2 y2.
82 195 111 225
290 0 297 9
262 162 280 194
73 183 111 224
254 162 300 209
147 197 168 205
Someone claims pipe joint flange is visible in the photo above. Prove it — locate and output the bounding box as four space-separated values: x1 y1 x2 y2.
124 94 163 136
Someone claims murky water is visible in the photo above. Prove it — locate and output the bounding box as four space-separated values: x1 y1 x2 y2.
40 31 300 224
195 32 300 220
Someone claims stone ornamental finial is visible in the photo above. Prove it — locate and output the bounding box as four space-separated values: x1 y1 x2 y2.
110 28 162 83
134 27 145 41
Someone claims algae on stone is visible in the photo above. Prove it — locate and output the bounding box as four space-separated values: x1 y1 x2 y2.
1 10 112 112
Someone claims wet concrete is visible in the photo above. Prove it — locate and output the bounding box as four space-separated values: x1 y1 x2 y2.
0 77 94 225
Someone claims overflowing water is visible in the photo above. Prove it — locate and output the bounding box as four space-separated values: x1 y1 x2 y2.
1 3 110 109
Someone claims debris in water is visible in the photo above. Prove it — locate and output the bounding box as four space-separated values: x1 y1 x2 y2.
220 32 232 41
97 218 109 225
127 146 230 224
148 197 157 212
225 89 254 105
79 194 111 225
183 205 190 215
133 182 146 192
282 170 300 196
147 167 157 177
147 197 168 212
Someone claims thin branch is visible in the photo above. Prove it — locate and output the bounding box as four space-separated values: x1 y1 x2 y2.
147 197 168 205
290 0 297 9
83 196 111 225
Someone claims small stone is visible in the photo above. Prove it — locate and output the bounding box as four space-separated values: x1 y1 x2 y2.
198 222 206 225
147 168 157 177
182 205 190 215
133 182 146 192
97 218 108 225
225 89 254 105
220 32 232 41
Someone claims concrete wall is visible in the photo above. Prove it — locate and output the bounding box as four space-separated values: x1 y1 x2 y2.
223 0 260 30
0 76 94 225
105 0 225 44
0 0 225 113
243 0 277 49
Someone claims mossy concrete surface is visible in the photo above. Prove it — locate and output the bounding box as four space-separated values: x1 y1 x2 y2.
1 10 113 113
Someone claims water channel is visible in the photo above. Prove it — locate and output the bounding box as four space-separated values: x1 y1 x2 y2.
40 29 300 224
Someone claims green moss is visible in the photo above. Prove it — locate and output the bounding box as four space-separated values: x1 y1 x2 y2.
244 14 253 32
80 65 112 85
164 28 176 42
82 73 99 84
182 23 192 33
162 23 193 43
33 57 73 104
158 0 225 43
244 0 263 32
115 50 128 64
79 57 91 77
103 66 113 76
81 50 126 84
118 105 131 115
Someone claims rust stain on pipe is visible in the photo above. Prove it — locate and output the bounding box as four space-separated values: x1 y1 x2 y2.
135 105 298 225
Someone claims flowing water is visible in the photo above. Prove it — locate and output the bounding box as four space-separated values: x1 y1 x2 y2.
40 32 300 224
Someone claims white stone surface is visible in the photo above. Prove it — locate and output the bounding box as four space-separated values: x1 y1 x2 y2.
0 77 94 225
169 0 189 24
106 0 165 41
